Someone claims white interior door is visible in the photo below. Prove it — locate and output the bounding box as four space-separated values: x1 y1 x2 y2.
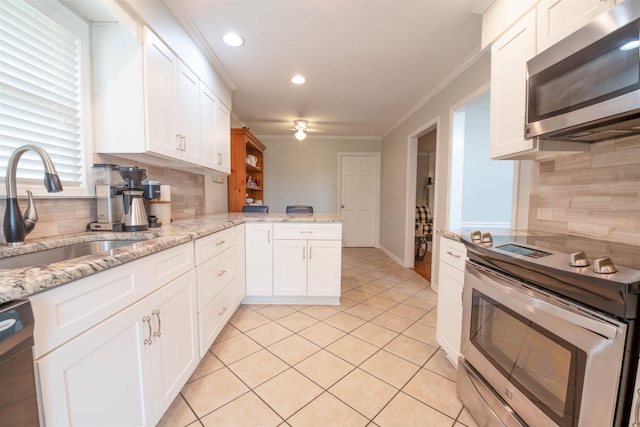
339 154 380 247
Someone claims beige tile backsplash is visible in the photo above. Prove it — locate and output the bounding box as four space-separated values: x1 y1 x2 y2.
528 136 640 245
1 155 206 243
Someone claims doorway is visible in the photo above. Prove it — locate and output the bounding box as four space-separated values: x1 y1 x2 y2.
413 131 436 281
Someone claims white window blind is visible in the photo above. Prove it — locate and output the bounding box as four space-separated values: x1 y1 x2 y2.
0 0 85 192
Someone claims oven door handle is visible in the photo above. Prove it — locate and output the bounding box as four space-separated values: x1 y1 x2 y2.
471 263 620 340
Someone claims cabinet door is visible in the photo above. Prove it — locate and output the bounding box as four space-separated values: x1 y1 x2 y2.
143 27 177 158
436 262 464 366
176 61 201 164
537 0 616 52
307 240 342 297
273 240 308 296
148 270 199 421
215 100 231 174
36 299 155 426
200 83 218 170
245 223 273 296
489 11 536 160
235 225 247 303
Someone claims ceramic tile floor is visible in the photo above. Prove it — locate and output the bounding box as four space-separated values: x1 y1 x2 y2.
158 247 479 427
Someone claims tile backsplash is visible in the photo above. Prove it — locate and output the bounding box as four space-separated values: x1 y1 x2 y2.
528 136 640 246
0 156 207 243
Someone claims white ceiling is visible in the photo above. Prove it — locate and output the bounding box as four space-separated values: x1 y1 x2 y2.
169 0 484 138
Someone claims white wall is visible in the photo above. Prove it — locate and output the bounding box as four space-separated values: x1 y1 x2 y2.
261 136 382 214
380 52 490 284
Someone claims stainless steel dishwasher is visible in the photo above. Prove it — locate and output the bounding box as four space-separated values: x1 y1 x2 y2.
0 299 39 426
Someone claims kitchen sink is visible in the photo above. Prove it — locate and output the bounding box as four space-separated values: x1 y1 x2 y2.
0 240 146 270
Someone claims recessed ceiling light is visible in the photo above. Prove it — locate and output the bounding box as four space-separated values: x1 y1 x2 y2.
291 75 306 84
223 33 244 47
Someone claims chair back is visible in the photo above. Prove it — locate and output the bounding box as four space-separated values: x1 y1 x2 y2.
286 205 313 214
242 205 269 213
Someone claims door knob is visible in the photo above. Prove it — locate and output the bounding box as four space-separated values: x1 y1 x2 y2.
340 204 344 208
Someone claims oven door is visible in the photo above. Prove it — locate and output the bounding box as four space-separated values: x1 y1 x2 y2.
460 261 627 427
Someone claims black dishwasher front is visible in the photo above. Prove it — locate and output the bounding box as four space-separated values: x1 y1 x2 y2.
0 298 39 426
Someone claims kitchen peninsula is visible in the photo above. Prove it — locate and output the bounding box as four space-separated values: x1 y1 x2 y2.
0 213 344 426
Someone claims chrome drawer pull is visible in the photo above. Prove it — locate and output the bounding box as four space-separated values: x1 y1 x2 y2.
216 240 226 246
446 250 461 259
217 269 227 277
303 247 305 259
143 316 152 345
152 309 161 337
218 306 228 316
309 247 312 260
300 230 313 234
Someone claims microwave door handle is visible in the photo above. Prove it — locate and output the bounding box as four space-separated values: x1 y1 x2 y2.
472 264 620 340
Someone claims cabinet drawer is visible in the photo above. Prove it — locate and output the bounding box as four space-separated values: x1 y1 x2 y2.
198 283 235 357
30 260 147 358
440 238 466 271
195 227 235 266
196 247 235 310
273 223 342 240
146 243 195 292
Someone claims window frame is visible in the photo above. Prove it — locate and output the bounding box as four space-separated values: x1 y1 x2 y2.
1 0 94 198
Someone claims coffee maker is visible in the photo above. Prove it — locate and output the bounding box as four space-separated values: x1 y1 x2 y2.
118 166 148 231
90 164 124 231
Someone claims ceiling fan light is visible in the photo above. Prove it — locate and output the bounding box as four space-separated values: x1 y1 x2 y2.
293 119 308 130
295 129 306 140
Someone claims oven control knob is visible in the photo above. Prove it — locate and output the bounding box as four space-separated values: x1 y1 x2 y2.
569 251 591 267
481 233 493 244
471 231 482 242
593 257 618 274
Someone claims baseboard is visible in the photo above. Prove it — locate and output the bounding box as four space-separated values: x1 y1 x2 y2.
379 245 406 267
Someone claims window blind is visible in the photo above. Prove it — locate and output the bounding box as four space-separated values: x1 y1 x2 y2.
0 0 84 190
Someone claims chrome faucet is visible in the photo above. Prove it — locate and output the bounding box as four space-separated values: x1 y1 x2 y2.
4 145 63 245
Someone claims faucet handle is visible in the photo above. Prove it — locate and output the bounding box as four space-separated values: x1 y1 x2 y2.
23 190 38 234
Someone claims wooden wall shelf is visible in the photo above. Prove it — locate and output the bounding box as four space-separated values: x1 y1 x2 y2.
228 128 266 212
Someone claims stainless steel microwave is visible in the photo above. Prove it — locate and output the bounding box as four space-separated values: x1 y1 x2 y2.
525 0 640 143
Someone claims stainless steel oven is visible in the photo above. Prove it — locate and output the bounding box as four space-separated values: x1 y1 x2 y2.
457 232 640 427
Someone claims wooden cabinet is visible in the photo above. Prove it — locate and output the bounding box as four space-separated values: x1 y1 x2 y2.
34 243 198 426
245 223 274 296
487 0 617 160
229 128 266 212
436 237 467 367
92 24 230 175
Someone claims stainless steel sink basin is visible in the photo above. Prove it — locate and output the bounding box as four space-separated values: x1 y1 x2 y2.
0 240 145 270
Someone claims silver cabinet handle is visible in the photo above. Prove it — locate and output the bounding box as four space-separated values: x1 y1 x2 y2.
216 240 226 246
218 306 228 316
268 230 271 243
217 152 222 165
446 250 461 259
217 269 227 277
309 247 312 260
302 247 305 259
152 309 161 338
300 230 313 234
143 316 153 345
175 134 181 150
182 136 187 152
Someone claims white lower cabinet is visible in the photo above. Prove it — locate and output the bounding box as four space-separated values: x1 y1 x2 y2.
194 227 241 357
245 223 274 296
35 269 198 426
245 223 342 304
436 237 467 367
33 242 198 426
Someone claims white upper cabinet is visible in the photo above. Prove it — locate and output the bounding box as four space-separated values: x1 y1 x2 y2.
488 0 613 160
93 24 230 175
215 101 231 174
537 0 616 52
490 11 537 160
175 61 201 165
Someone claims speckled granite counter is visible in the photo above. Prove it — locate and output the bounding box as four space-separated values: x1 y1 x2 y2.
0 213 344 303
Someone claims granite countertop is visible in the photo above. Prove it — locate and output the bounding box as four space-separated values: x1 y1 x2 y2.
0 213 345 303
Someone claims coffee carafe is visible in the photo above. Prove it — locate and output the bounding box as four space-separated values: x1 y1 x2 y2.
118 166 148 231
